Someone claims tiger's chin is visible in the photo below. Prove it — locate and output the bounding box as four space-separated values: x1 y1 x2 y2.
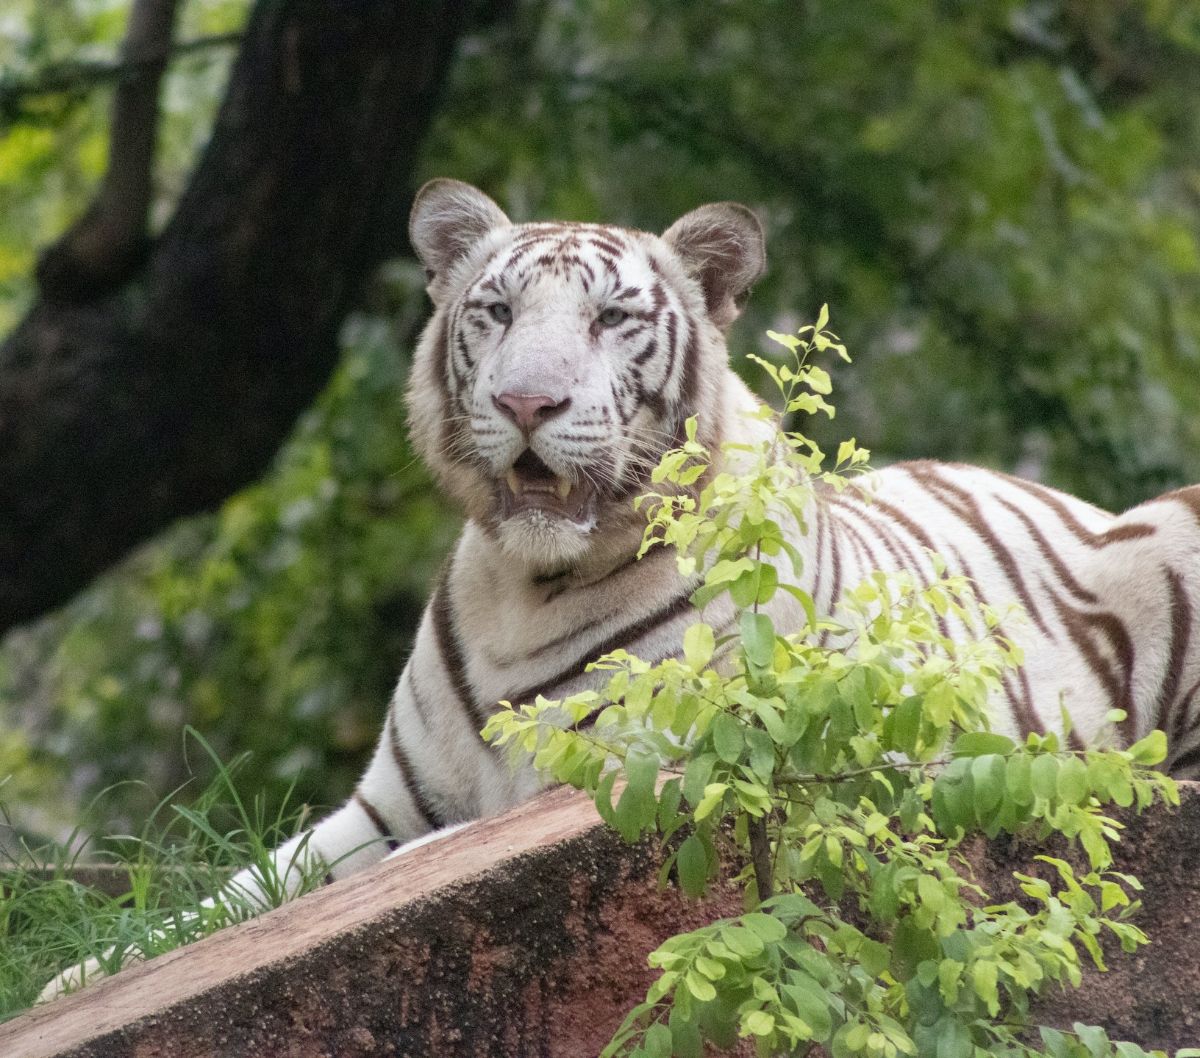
495 507 598 568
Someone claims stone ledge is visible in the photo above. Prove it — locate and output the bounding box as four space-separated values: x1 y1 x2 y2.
1 782 1195 1057
0 784 742 1058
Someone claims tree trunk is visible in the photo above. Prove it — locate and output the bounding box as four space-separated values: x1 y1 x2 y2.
0 0 478 634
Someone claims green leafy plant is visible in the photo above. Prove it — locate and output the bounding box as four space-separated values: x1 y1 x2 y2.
484 313 1182 1058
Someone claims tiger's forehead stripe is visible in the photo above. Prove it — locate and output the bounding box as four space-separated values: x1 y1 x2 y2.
489 224 639 283
452 229 693 382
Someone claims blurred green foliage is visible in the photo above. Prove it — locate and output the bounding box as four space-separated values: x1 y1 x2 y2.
2 0 1199 837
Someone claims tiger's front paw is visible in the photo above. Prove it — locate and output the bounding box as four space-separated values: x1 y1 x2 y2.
382 821 469 861
36 905 211 1002
37 949 136 1003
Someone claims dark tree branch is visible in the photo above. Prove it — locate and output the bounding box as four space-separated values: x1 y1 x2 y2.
0 0 484 634
0 32 242 118
36 0 181 300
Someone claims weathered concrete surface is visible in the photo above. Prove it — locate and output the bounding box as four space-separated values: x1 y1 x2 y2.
0 785 743 1058
1 782 1195 1057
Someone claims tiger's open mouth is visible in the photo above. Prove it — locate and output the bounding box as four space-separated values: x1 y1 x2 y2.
500 449 596 524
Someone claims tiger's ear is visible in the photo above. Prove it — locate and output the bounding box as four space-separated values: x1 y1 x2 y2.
409 179 510 292
662 203 766 330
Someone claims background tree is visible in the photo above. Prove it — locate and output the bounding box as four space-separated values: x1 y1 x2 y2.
1 0 1198 838
0 0 499 634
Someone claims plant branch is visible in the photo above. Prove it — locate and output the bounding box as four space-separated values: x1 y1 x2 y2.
747 815 774 902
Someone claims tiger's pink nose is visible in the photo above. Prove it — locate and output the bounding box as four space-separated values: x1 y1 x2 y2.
493 392 571 434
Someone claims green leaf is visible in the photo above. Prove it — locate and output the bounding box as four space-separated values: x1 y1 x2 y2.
694 782 729 821
745 725 776 779
970 754 1006 818
730 568 758 608
806 364 833 395
743 912 788 943
722 925 765 958
779 583 818 630
644 1023 673 1057
743 1010 775 1037
917 874 945 913
684 969 716 1002
971 960 999 1015
713 711 745 763
1031 754 1059 801
766 329 801 352
706 557 755 587
1040 1027 1072 1058
740 611 776 668
935 1016 971 1058
953 732 1015 757
683 622 715 670
657 778 683 832
594 769 620 827
783 978 832 1040
891 917 939 980
1073 1022 1109 1058
857 938 890 977
1005 754 1034 806
615 747 659 841
677 834 709 897
731 562 779 607
1057 755 1090 804
888 695 922 755
1129 729 1167 765
670 1016 704 1058
683 754 716 807
844 1022 870 1050
931 757 974 835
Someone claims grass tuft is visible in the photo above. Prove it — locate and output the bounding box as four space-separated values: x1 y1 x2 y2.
0 728 327 1021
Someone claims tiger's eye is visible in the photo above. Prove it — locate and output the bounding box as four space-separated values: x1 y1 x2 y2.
488 303 513 324
598 307 627 327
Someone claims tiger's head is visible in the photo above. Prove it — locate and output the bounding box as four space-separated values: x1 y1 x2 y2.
406 179 765 573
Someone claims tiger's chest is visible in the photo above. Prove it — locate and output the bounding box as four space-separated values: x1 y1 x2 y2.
445 525 712 712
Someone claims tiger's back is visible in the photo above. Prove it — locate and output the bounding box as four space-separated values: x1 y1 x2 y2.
814 461 1200 767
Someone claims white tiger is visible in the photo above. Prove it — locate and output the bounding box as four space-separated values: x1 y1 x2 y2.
43 180 1200 996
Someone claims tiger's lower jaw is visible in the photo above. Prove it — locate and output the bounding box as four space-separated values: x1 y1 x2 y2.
494 505 599 567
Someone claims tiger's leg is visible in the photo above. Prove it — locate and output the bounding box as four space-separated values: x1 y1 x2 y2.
38 617 494 1000
218 655 479 910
